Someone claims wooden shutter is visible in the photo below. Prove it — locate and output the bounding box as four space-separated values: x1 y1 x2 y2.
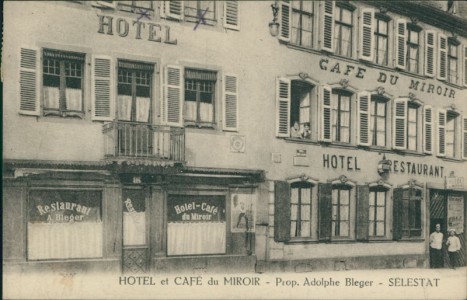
19 47 40 116
437 109 447 157
437 33 448 80
320 85 332 142
356 185 369 241
393 98 407 150
165 1 183 20
274 181 291 243
224 1 239 30
395 19 407 70
164 65 183 127
278 0 291 42
318 183 332 242
276 77 291 137
392 188 403 240
223 74 238 131
464 45 467 87
359 8 374 61
357 91 371 146
423 105 433 154
424 30 436 77
463 117 467 159
321 1 335 52
92 55 113 121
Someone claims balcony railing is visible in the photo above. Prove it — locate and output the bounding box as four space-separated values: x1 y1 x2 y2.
103 122 185 162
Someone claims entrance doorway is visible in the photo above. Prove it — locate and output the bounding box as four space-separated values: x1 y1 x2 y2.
122 188 149 273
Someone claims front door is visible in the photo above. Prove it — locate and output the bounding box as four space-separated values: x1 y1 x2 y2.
122 188 149 273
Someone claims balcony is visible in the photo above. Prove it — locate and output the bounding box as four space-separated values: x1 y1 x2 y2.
103 122 185 162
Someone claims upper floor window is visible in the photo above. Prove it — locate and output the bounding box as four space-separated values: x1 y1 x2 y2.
448 39 459 84
406 25 420 73
407 102 419 151
289 80 314 139
42 49 85 117
332 89 352 143
374 16 389 66
334 5 353 57
370 95 387 147
438 109 461 158
185 1 216 25
393 98 422 152
291 1 314 48
184 69 217 127
118 1 153 13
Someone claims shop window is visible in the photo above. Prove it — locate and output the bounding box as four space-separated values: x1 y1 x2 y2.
290 181 316 238
393 98 422 152
370 95 388 147
42 49 85 117
393 185 422 239
27 190 103 260
166 194 226 255
118 1 153 13
290 1 314 48
374 16 389 66
406 24 420 74
334 4 353 57
123 189 146 246
184 69 217 127
184 1 217 25
331 89 352 143
438 109 460 158
447 38 459 84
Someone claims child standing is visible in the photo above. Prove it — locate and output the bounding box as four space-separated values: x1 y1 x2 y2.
446 229 461 269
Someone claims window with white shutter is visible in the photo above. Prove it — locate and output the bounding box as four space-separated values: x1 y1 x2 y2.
183 68 217 127
163 1 184 20
438 33 448 80
373 15 389 66
223 74 238 131
406 24 421 73
290 1 314 48
447 38 459 84
319 85 332 142
359 8 374 61
224 1 239 30
424 30 436 77
164 65 183 127
437 109 446 157
370 95 388 147
92 55 113 121
276 78 291 137
393 99 407 150
185 1 216 25
357 91 370 146
334 4 354 57
463 117 467 159
423 106 433 154
395 19 407 70
279 0 291 42
321 1 334 52
19 47 40 116
445 110 459 158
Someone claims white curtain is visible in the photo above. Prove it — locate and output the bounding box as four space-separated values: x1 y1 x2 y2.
167 222 226 255
153 130 170 158
123 212 146 246
118 95 132 121
43 86 60 109
184 102 197 122
27 222 103 260
65 88 82 111
199 103 213 123
136 97 150 123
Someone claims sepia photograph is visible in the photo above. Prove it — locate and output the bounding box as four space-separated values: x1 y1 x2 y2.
2 0 467 299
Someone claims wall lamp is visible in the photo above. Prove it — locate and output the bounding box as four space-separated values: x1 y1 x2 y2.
377 153 392 179
269 1 280 37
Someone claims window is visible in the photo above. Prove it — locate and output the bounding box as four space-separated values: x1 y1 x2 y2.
406 25 420 73
332 90 352 143
407 102 418 151
393 98 421 151
118 0 153 13
184 69 217 127
291 1 314 48
369 188 387 237
185 1 216 25
27 190 103 260
334 5 353 57
439 110 460 158
290 181 314 238
370 96 387 147
394 186 422 239
332 185 351 237
290 80 313 139
374 16 389 66
42 49 85 116
167 194 226 255
117 60 153 123
448 39 459 84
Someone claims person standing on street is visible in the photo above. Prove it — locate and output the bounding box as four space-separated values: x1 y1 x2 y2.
446 229 461 269
429 224 444 268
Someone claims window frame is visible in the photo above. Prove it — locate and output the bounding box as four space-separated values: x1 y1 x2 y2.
330 178 356 241
370 95 389 147
368 184 390 239
184 0 217 25
42 49 86 118
406 24 421 74
332 89 353 144
334 4 354 58
288 178 318 241
373 15 389 66
445 109 460 158
117 0 154 13
447 38 460 84
290 0 315 48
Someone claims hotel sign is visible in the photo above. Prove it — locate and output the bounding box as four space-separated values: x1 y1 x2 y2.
168 195 225 222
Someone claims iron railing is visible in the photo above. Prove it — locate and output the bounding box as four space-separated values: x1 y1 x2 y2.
103 122 185 162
